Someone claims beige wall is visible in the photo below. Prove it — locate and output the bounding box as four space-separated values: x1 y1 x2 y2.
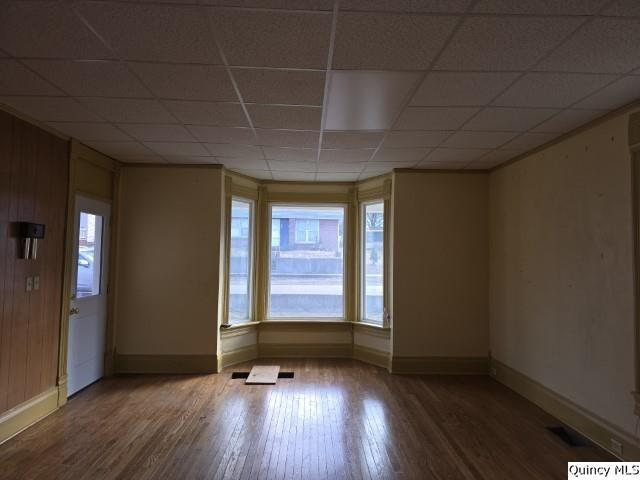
114 166 223 356
490 110 637 435
392 172 489 358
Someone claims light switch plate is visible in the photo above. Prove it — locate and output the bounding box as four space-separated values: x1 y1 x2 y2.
33 276 40 291
26 277 33 292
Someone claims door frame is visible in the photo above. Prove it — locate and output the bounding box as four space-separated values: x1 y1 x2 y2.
57 141 120 405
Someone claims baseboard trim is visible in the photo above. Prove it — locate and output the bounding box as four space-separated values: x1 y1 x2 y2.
220 345 259 369
391 356 489 375
353 345 390 370
0 387 59 445
492 358 640 461
259 343 352 358
115 354 218 374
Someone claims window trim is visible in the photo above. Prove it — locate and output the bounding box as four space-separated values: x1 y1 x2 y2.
360 199 385 325
266 202 348 321
225 195 256 325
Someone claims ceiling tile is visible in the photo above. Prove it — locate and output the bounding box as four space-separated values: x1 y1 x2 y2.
468 149 522 168
442 131 518 149
219 158 270 170
0 2 114 59
500 132 559 151
435 17 583 71
85 141 154 157
131 63 236 101
0 60 62 96
210 10 331 69
317 162 364 173
383 131 452 148
325 70 420 130
272 171 317 181
333 13 458 70
319 149 374 162
187 126 255 143
473 0 607 14
363 161 416 170
144 141 209 156
322 131 384 148
262 146 317 162
371 147 430 163
164 101 247 127
204 1 333 9
493 73 616 108
394 107 478 130
229 168 273 180
340 0 472 13
46 122 131 141
76 3 221 64
232 69 325 105
247 105 322 130
204 143 264 158
78 98 176 123
464 107 559 131
117 155 166 164
0 96 102 122
268 160 318 172
317 172 361 181
24 60 151 98
603 0 640 16
574 76 640 110
420 148 490 166
163 156 218 164
360 169 389 179
410 72 519 107
537 18 640 74
532 109 606 133
256 129 319 148
118 124 196 142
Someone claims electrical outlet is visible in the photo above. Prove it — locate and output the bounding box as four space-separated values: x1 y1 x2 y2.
610 438 623 457
490 366 497 377
26 277 33 292
33 276 40 291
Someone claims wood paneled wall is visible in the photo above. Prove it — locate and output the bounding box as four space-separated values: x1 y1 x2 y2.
0 110 69 415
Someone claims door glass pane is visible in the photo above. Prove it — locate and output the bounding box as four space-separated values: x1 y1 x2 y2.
76 212 103 298
229 199 253 323
269 205 345 319
363 202 384 323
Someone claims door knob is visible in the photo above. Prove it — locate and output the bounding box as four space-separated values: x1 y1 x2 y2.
70 307 80 315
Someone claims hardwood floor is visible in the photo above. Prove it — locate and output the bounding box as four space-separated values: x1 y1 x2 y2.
0 359 612 479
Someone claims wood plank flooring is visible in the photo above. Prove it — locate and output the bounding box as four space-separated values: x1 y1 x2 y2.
0 359 612 479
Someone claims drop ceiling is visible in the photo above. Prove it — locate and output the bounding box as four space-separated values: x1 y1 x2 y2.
1 0 639 181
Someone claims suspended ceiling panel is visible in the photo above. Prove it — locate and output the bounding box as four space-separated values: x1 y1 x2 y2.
0 0 638 180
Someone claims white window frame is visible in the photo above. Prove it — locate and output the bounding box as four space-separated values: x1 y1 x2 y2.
227 196 255 324
360 199 385 325
267 203 347 321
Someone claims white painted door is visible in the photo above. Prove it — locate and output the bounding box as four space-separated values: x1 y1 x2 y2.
67 195 110 396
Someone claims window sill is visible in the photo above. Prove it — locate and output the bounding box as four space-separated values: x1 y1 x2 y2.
220 321 260 331
263 319 350 325
221 320 390 331
352 321 390 331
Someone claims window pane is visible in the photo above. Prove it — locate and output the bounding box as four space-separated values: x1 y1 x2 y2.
363 202 384 323
269 205 345 318
229 199 252 323
76 212 103 298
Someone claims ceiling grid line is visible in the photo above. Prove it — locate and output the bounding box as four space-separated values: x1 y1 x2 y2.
314 0 341 181
455 0 626 169
357 0 483 179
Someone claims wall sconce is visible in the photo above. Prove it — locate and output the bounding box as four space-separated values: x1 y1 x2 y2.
18 222 45 260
